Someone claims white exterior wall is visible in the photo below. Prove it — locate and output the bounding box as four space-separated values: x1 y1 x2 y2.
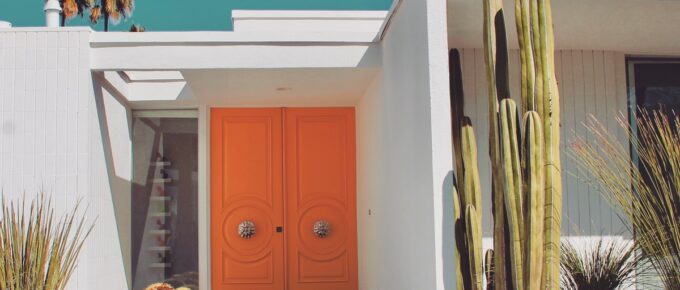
0 28 90 288
356 0 453 289
454 48 631 239
88 73 133 289
0 28 131 290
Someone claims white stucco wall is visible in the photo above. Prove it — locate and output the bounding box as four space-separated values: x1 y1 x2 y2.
88 73 133 289
0 28 131 290
0 28 90 288
356 0 453 289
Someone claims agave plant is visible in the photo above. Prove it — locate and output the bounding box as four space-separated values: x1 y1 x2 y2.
560 239 647 290
0 194 94 290
570 109 680 288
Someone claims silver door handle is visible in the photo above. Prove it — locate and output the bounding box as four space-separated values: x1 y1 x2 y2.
313 220 331 238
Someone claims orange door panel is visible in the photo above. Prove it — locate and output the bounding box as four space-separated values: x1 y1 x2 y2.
284 108 358 290
211 108 285 290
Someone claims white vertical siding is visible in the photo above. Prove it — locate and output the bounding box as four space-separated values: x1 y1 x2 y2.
456 48 630 238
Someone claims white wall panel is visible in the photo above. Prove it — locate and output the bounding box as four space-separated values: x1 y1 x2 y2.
355 0 452 288
0 28 131 290
454 48 630 238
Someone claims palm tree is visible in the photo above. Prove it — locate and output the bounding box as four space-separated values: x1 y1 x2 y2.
59 0 93 27
129 24 145 32
89 0 134 31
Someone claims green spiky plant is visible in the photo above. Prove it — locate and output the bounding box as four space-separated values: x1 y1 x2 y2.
450 0 562 288
0 194 94 290
560 239 649 290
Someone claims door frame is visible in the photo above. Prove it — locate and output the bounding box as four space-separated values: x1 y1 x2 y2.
198 105 211 290
625 58 680 289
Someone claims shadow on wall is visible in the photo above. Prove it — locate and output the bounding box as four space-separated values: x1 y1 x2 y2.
92 74 134 288
442 170 455 289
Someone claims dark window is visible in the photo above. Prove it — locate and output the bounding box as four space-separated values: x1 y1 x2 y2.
633 62 680 111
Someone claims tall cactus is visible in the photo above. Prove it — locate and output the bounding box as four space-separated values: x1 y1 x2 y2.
523 111 545 290
484 249 495 290
466 205 483 290
482 0 510 288
499 99 524 290
451 0 561 288
514 0 563 288
450 50 484 290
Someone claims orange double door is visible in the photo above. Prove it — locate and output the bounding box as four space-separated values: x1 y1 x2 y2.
210 108 358 290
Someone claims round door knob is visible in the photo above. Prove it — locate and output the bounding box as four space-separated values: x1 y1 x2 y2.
313 220 331 238
238 220 256 239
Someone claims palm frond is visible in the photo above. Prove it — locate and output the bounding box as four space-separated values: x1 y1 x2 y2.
89 5 101 24
61 0 78 19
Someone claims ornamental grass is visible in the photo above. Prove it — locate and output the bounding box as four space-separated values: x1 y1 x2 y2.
0 194 94 290
560 239 650 290
570 108 680 288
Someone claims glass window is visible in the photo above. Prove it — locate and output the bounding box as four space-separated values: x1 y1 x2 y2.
131 111 199 290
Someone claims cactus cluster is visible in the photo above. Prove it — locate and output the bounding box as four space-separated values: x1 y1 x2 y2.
450 0 562 289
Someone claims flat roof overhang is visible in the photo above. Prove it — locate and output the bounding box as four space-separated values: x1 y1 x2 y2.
447 0 680 54
91 32 382 108
89 9 395 107
90 32 382 71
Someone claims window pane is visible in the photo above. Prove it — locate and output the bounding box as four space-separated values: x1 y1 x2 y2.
131 115 199 290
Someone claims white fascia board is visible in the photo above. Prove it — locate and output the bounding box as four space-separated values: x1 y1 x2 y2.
0 26 92 32
231 10 388 33
124 71 184 82
231 10 389 20
90 31 379 45
90 43 381 71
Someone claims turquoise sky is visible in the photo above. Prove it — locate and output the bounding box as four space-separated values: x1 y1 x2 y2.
2 0 393 31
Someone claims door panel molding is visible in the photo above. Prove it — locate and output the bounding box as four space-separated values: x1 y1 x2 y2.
284 108 358 290
211 108 285 290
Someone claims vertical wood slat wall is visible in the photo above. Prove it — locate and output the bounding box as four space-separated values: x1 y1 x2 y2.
456 48 630 238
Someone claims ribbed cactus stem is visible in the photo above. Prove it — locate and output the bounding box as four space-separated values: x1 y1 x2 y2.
452 185 465 290
523 111 545 290
450 48 467 290
516 0 535 111
465 205 483 290
540 0 563 288
462 118 482 213
499 98 523 290
484 249 495 290
483 0 509 288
